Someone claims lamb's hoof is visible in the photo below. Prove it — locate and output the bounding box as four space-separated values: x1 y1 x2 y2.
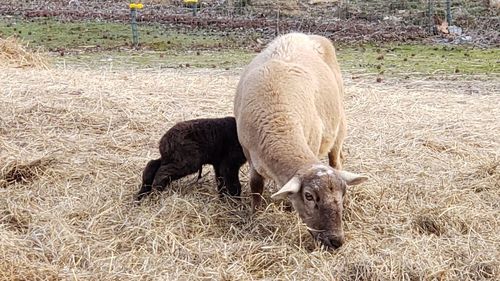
218 190 242 199
134 192 148 204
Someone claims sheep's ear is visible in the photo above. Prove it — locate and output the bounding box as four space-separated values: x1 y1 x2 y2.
271 177 301 200
339 170 368 186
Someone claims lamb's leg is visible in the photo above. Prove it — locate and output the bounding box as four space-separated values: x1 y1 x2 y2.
218 162 242 197
136 159 162 201
226 168 242 197
151 161 200 192
214 165 225 195
249 167 265 212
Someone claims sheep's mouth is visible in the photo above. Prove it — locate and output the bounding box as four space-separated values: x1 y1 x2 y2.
306 226 326 234
306 227 343 249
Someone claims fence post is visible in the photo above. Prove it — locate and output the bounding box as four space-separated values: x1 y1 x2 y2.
131 8 138 48
129 2 143 48
276 8 280 36
184 0 198 16
427 0 433 33
446 0 452 25
345 0 350 19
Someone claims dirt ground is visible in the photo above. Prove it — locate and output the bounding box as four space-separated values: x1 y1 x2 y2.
0 66 499 280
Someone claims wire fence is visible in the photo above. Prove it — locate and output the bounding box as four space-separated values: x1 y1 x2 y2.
1 0 498 45
165 0 498 30
4 0 498 31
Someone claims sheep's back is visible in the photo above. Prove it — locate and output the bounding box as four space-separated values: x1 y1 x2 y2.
234 33 346 182
159 117 241 165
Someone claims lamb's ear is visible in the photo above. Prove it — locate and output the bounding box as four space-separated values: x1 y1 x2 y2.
271 177 301 200
339 171 368 186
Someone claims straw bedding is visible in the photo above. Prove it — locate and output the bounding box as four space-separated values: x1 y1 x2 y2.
0 65 498 280
0 37 48 69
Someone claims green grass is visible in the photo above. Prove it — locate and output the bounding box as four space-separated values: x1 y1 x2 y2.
0 17 248 51
338 44 499 76
1 16 498 76
57 49 255 69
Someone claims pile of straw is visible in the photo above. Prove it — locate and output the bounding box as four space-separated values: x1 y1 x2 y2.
0 66 498 280
0 37 48 69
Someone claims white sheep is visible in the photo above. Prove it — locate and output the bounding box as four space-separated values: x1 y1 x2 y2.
234 32 368 249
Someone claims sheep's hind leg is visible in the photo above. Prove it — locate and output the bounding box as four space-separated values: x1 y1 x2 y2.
214 165 225 196
249 167 265 212
151 162 199 192
136 159 162 201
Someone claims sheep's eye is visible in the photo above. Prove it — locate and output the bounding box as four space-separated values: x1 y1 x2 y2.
305 192 314 201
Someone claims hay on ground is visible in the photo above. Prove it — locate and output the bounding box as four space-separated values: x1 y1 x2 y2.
0 66 498 280
0 37 49 69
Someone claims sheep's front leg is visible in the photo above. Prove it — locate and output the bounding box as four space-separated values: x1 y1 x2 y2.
249 167 265 212
328 147 343 170
328 128 345 170
136 159 162 201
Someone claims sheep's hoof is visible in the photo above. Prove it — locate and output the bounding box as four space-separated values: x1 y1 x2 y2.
251 196 263 213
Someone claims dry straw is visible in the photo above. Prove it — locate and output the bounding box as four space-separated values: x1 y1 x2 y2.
0 37 49 69
0 65 499 280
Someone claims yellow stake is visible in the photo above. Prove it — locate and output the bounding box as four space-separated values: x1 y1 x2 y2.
129 3 144 9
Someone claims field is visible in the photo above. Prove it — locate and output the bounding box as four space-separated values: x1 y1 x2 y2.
1 8 500 281
1 58 499 280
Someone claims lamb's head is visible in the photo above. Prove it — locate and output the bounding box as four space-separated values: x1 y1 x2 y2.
271 164 367 249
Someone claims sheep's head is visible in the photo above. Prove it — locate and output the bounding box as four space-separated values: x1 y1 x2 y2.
271 164 367 250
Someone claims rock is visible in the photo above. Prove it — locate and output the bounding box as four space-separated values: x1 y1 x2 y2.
448 25 462 36
457 35 472 43
383 15 402 23
309 0 339 4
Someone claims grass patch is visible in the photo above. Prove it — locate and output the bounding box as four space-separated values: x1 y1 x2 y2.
0 17 248 51
56 49 255 69
1 16 498 76
338 44 500 77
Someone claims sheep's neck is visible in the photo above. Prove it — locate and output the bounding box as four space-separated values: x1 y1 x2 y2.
260 140 318 187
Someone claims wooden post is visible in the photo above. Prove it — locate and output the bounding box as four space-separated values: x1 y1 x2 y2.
427 0 433 33
446 0 452 26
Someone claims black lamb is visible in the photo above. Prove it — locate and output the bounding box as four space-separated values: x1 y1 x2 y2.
136 117 247 201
